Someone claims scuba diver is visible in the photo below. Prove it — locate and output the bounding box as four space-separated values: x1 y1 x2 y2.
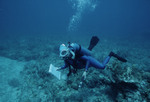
57 36 127 81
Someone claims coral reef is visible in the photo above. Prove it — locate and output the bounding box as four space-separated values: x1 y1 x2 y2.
0 35 149 102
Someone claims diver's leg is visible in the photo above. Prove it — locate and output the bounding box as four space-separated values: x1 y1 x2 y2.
88 51 127 70
88 56 111 69
102 56 111 66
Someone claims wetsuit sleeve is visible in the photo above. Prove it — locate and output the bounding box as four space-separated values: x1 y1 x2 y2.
80 56 90 71
85 60 90 71
60 61 69 69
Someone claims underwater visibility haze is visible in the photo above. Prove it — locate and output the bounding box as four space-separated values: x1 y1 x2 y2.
0 0 150 102
1 0 150 35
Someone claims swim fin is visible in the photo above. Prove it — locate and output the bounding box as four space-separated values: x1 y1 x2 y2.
109 51 127 62
88 36 99 51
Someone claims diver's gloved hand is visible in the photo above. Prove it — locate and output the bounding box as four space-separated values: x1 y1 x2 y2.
79 71 87 88
56 67 62 71
82 71 87 80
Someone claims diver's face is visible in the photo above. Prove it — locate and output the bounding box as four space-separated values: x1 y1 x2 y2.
62 52 72 60
60 50 71 60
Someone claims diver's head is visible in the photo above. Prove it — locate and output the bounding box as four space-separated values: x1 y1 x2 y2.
59 44 72 60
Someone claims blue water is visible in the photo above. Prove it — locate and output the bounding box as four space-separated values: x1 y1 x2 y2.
0 0 150 102
0 0 150 36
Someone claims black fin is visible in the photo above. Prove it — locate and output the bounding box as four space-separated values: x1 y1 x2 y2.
109 51 127 62
88 36 99 51
116 56 127 62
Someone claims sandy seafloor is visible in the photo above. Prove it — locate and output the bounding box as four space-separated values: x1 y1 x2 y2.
0 34 150 102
